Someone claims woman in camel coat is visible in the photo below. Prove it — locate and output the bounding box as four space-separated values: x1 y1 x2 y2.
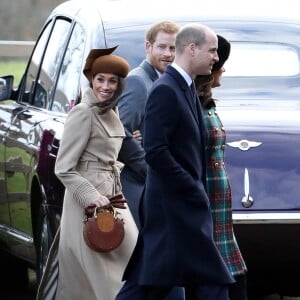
52 46 138 300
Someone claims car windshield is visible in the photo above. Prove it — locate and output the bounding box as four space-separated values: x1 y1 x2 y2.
225 43 299 77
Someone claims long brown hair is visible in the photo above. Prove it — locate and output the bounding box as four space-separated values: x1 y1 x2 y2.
194 74 215 109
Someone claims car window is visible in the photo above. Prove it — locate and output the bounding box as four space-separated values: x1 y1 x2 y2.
23 18 72 108
225 43 299 77
106 26 146 70
23 21 52 104
51 23 85 113
108 23 300 80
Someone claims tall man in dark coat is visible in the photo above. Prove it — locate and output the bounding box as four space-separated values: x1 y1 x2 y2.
118 21 179 229
117 23 234 300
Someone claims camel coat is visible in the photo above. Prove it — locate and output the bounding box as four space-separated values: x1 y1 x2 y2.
54 88 138 300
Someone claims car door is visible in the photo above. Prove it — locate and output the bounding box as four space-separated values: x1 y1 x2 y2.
215 32 300 213
4 17 73 238
0 95 12 227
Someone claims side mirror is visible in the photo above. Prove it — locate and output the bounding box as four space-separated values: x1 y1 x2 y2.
0 75 14 101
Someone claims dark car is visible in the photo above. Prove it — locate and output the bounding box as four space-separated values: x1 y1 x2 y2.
0 0 300 296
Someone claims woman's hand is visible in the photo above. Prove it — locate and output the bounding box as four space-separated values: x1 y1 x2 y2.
84 196 110 217
93 195 111 207
133 130 142 141
84 194 127 218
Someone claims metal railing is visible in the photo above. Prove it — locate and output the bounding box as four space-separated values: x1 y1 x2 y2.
0 40 34 58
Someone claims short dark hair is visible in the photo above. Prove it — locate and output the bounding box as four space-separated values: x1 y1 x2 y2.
175 24 206 54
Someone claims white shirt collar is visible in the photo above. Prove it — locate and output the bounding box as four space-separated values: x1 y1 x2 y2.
171 62 193 86
156 69 162 77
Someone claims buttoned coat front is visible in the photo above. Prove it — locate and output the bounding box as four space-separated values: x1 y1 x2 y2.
123 65 234 287
54 88 138 300
204 107 247 277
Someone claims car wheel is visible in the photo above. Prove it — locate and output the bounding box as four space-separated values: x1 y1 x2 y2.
36 203 54 284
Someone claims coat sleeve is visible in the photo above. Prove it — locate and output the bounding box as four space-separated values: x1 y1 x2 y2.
118 74 148 179
118 127 147 180
54 104 103 207
118 74 147 132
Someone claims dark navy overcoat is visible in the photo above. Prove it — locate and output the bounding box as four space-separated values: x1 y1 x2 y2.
123 65 234 286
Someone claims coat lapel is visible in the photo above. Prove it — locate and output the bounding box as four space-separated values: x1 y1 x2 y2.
167 66 199 125
140 60 159 82
165 66 207 180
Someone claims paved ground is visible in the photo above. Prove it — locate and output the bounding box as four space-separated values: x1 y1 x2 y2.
263 296 300 300
4 269 300 300
3 268 36 300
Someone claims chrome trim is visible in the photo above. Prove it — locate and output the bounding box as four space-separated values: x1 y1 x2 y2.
233 213 300 224
0 224 34 245
241 168 253 208
227 139 262 151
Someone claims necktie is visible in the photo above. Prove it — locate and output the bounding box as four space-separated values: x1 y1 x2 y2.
190 82 196 98
190 81 203 122
190 81 197 107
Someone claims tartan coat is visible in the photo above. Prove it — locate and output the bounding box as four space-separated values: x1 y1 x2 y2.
204 107 247 276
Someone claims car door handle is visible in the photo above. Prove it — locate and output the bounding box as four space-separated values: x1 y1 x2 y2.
241 168 254 208
9 125 20 133
17 111 33 120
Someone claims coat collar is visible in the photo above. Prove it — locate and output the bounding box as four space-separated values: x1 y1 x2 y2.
81 87 125 137
140 60 159 81
165 65 200 125
81 87 100 106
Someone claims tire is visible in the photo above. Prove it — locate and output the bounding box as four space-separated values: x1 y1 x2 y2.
35 202 54 284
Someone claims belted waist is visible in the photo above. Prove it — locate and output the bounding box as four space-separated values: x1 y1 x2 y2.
75 160 124 194
76 161 110 171
75 160 124 173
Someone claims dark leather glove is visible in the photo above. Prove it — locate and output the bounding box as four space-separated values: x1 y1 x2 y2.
108 194 127 209
84 194 127 219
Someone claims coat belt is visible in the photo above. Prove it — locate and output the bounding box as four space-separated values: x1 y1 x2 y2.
75 160 124 194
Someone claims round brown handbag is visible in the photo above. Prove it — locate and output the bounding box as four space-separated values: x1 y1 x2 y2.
83 205 125 252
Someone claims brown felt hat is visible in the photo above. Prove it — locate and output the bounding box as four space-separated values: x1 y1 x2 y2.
83 45 130 80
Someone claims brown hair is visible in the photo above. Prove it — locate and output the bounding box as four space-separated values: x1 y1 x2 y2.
195 74 215 109
145 20 179 44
